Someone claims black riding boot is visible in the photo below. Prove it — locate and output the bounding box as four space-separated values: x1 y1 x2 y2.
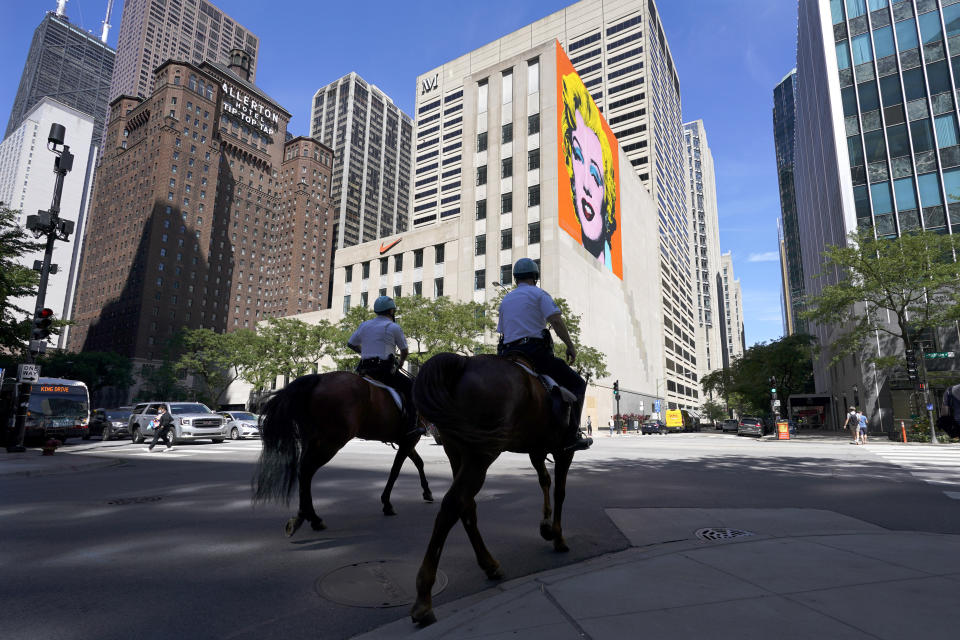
562 400 592 452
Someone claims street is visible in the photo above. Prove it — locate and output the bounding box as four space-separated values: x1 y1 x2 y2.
2 431 959 639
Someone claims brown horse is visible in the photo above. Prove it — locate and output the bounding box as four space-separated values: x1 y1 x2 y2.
410 352 580 626
252 372 433 536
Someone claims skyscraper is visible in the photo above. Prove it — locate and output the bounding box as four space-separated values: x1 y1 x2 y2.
795 0 960 429
410 0 697 411
683 120 723 389
309 73 413 249
773 69 804 336
720 252 745 364
109 0 259 102
5 9 115 148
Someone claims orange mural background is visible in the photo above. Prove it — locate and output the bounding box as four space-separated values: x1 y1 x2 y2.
555 41 622 279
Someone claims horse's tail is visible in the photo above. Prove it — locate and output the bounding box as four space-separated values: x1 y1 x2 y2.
413 352 469 427
252 373 321 505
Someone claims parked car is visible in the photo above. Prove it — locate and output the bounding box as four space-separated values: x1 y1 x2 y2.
737 416 765 437
128 402 226 444
426 422 442 445
90 408 132 440
641 419 666 435
219 411 260 439
721 418 740 433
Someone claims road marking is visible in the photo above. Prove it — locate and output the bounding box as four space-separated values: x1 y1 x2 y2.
863 445 960 499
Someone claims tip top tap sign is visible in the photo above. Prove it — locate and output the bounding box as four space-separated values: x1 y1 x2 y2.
221 82 279 136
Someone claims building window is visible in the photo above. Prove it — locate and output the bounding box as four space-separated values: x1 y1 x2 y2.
360 292 368 307
435 244 445 264
528 184 540 207
477 165 487 185
380 258 389 275
499 264 512 286
413 281 423 296
343 295 351 313
527 58 539 93
362 261 370 279
414 249 424 268
501 228 512 250
478 80 488 114
393 285 402 298
502 122 513 143
502 70 513 104
528 113 540 135
475 234 486 255
394 254 403 271
434 277 444 297
476 199 487 220
528 221 540 244
474 269 486 290
345 266 353 283
501 192 513 214
478 131 487 152
501 157 512 178
528 149 540 171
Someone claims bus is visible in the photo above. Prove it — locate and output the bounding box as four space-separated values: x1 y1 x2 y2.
1 377 91 442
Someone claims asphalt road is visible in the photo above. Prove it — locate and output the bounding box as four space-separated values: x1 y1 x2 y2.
2 431 958 639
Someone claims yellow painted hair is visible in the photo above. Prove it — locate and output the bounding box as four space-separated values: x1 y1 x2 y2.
561 72 617 236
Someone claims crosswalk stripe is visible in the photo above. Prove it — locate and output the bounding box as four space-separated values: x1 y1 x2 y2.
863 445 960 498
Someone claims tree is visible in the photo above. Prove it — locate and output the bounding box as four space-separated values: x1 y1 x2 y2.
134 360 189 402
0 206 43 354
328 305 374 370
175 328 269 407
38 351 134 395
399 295 494 367
551 297 609 384
702 399 727 424
803 228 960 369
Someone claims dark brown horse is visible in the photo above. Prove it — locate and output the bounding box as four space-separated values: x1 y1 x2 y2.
252 372 433 536
410 353 580 625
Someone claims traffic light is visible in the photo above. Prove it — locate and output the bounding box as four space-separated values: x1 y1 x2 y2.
613 380 620 397
905 349 918 381
769 376 777 393
32 308 54 341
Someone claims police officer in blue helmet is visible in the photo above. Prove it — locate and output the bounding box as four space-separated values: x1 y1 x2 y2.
348 296 420 437
497 258 592 452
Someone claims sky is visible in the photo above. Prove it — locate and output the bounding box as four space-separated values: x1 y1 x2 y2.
0 0 799 348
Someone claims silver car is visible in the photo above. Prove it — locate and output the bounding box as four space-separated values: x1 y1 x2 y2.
219 411 260 440
128 402 227 444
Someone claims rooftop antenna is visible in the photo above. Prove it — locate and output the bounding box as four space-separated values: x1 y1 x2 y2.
55 0 67 17
100 0 114 43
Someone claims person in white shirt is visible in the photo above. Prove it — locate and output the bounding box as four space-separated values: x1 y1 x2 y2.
348 296 418 436
496 258 591 452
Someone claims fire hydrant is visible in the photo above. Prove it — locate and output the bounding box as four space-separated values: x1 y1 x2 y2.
41 438 61 456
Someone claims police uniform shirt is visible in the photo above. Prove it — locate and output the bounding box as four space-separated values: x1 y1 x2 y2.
348 315 408 360
497 282 561 344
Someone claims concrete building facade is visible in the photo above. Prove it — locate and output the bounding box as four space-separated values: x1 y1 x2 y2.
0 98 95 349
720 251 745 363
5 10 115 149
683 120 723 393
70 55 334 396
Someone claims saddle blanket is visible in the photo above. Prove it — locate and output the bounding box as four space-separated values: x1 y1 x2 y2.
362 376 403 411
510 361 577 404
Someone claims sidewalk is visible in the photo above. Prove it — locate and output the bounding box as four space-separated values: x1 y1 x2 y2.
0 446 122 477
355 508 960 639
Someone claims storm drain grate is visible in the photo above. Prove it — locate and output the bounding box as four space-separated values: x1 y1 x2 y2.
107 496 164 506
695 527 755 541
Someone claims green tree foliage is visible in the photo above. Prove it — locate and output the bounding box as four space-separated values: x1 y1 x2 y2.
702 398 727 424
175 328 271 406
399 295 494 367
328 305 375 370
550 297 609 383
0 206 43 354
38 351 133 394
134 360 189 402
701 334 815 415
803 228 960 369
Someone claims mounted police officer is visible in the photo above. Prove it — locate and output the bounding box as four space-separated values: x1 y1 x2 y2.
497 258 592 452
348 296 420 437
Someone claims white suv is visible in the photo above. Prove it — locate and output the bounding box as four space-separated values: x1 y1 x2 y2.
128 402 227 444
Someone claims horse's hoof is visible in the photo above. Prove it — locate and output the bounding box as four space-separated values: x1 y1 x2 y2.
553 539 570 553
310 518 327 531
411 605 437 627
485 564 505 580
383 504 397 516
539 520 555 541
284 516 304 538
423 491 434 503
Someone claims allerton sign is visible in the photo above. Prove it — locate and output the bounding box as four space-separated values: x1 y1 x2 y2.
221 82 279 136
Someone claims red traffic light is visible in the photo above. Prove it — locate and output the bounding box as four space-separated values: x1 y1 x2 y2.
39 308 53 319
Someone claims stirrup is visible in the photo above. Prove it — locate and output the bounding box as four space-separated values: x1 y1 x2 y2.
562 429 593 452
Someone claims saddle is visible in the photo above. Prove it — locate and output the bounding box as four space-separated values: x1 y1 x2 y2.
362 376 404 412
502 353 577 426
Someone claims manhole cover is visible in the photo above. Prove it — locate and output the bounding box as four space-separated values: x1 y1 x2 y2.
316 560 447 608
107 496 164 505
695 527 755 541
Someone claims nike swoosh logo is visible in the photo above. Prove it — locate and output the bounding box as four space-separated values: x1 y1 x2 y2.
379 238 401 254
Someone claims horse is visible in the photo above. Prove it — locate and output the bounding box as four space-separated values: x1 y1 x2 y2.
252 372 434 536
409 352 582 626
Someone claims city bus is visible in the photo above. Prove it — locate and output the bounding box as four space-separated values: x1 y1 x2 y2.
0 377 91 442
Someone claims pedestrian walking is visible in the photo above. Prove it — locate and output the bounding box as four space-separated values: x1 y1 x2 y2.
857 410 868 445
586 416 592 436
844 406 858 444
147 405 174 452
608 417 615 436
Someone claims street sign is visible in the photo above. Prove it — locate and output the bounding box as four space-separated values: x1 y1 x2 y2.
773 399 781 408
653 399 661 413
924 351 955 359
927 403 934 411
17 364 40 383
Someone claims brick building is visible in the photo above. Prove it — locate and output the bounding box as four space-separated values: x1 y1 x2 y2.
70 51 334 379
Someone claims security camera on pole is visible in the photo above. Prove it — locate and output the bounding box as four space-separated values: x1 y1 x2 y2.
6 124 75 453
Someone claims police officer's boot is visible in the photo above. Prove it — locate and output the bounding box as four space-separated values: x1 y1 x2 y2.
562 400 592 452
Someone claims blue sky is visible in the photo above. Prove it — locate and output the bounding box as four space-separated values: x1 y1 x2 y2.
0 0 798 347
